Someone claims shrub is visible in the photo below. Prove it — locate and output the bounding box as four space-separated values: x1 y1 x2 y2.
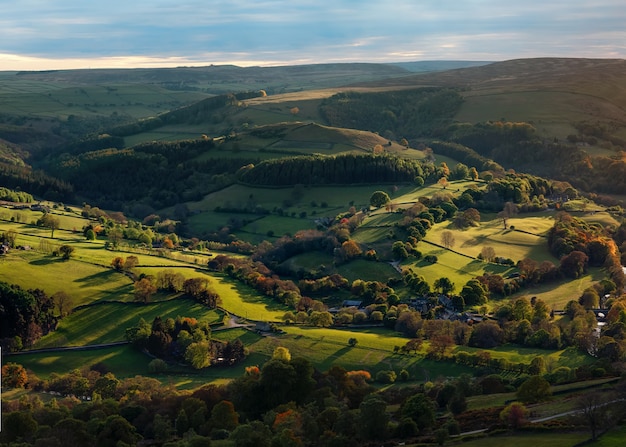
148 359 168 374
424 255 438 264
376 370 397 383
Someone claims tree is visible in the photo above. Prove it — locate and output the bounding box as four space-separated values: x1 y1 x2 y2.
2 362 28 388
107 227 123 249
392 241 409 260
576 392 614 441
348 337 358 347
53 291 74 317
516 375 552 403
401 393 436 432
427 334 454 359
272 346 292 362
579 287 600 309
111 256 125 271
560 250 588 278
469 167 479 181
124 255 139 270
183 277 209 297
500 402 529 429
460 279 488 307
58 244 75 260
211 400 239 431
39 213 60 238
480 246 496 262
185 341 211 369
341 240 363 259
440 230 455 249
359 394 389 440
369 190 391 208
454 208 481 228
498 201 518 229
434 277 455 294
134 278 156 303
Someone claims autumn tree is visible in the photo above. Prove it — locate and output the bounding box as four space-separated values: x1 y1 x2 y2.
454 208 481 228
183 277 209 297
111 256 124 271
134 277 157 303
2 362 28 388
124 255 139 270
560 250 589 278
440 230 455 249
469 166 479 181
427 334 455 359
341 239 363 260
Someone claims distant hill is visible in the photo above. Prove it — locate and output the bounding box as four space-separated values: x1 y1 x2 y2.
11 63 412 95
389 60 493 72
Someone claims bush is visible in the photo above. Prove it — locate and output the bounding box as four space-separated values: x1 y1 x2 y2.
376 370 397 383
424 255 438 264
148 358 168 374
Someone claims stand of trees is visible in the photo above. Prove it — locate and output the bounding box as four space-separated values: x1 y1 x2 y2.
0 281 57 350
238 153 432 186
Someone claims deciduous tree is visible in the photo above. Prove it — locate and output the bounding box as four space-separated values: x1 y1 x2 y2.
440 230 455 249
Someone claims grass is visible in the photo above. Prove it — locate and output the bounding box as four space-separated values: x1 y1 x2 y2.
9 345 154 379
588 425 626 446
452 432 588 447
0 249 134 306
276 325 474 379
33 298 223 347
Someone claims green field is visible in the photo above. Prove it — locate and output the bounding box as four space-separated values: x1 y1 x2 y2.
455 432 589 447
34 298 223 348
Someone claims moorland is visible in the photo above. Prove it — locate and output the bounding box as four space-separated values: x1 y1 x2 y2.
2 58 626 446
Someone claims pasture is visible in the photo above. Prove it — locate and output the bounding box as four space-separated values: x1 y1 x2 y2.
33 298 223 348
455 432 589 447
0 80 206 119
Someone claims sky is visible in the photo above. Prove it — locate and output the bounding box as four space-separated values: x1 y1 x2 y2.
1 0 625 70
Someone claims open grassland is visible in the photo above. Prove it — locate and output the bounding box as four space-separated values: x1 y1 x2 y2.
34 298 223 348
402 247 512 293
425 214 555 263
336 259 401 283
255 326 475 381
508 268 605 309
8 345 154 380
0 249 134 305
0 81 206 119
455 345 592 370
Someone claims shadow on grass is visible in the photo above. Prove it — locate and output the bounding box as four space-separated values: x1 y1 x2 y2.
74 269 119 285
29 257 61 266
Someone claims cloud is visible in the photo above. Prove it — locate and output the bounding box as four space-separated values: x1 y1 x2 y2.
0 1 624 69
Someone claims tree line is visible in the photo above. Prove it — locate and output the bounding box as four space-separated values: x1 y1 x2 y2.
238 153 433 186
